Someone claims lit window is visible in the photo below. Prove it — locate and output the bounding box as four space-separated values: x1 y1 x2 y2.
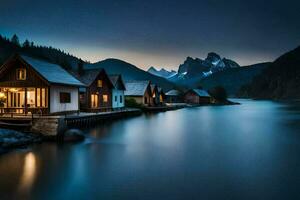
16 68 26 80
97 80 103 88
103 95 108 103
91 94 98 108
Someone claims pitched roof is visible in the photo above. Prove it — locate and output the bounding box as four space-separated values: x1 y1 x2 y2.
20 55 84 86
165 89 181 96
74 68 104 86
150 84 158 93
157 87 165 95
124 80 150 96
191 89 210 97
109 75 126 90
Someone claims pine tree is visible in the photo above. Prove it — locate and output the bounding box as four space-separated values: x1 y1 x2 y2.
77 59 84 75
11 34 20 46
23 39 30 48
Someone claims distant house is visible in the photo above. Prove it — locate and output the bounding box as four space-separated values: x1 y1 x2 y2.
124 80 152 106
109 75 126 109
157 87 165 104
150 84 159 106
165 89 183 103
184 89 211 104
0 54 84 114
76 69 114 112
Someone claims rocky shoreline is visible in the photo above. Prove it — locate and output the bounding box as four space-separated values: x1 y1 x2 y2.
0 128 87 154
0 129 42 154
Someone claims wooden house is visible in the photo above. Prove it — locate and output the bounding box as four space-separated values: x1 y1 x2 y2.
76 69 114 112
0 54 84 115
109 75 126 109
150 84 159 106
124 81 152 106
165 89 183 103
184 89 211 104
157 87 165 104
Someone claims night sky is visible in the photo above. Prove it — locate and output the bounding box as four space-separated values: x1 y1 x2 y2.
1 0 300 70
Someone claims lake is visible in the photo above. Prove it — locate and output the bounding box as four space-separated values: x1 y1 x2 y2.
0 99 300 200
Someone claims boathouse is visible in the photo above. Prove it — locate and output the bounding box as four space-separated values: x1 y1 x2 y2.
150 84 159 106
124 80 152 106
184 89 211 104
165 89 183 103
76 69 114 112
0 54 84 115
109 75 126 109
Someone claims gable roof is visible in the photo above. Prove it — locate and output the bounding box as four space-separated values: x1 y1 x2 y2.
165 89 181 96
74 68 103 86
19 55 84 86
124 80 150 96
109 75 126 90
157 87 165 95
150 84 158 94
75 68 113 88
190 89 210 97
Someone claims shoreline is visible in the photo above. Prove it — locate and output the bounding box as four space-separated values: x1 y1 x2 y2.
0 102 239 154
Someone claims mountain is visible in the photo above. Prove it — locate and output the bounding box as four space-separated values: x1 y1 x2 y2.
196 62 270 96
238 46 300 99
169 52 240 83
0 34 177 91
85 59 177 91
148 66 177 79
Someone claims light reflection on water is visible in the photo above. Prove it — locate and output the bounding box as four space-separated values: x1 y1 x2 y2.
0 99 300 200
18 152 36 193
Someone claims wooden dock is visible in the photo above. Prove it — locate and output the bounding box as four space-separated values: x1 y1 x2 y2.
143 104 187 112
0 105 187 139
64 108 142 128
0 108 142 137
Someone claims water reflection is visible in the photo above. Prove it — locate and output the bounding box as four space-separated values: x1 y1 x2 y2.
18 152 36 194
0 100 300 199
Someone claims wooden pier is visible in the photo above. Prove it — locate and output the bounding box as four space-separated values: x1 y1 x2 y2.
0 108 142 138
0 105 187 139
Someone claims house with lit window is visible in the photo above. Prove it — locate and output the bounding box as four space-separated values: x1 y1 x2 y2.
124 80 152 106
75 68 114 112
184 89 211 104
150 84 159 106
157 87 165 105
0 54 84 115
109 75 126 109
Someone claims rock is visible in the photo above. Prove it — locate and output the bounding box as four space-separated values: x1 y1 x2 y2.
0 128 41 150
63 129 85 142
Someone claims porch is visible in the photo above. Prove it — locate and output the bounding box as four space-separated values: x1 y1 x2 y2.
0 87 49 115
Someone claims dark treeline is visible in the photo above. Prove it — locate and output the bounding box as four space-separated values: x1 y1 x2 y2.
0 34 88 71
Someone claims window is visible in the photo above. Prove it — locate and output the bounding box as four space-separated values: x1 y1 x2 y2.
120 95 123 103
41 88 46 107
60 92 71 103
27 88 35 107
91 94 98 108
16 68 26 80
97 80 103 88
115 95 117 102
36 88 48 107
103 95 108 103
144 97 148 104
160 95 163 103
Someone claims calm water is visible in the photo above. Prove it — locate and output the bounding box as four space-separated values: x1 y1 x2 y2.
0 100 300 200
